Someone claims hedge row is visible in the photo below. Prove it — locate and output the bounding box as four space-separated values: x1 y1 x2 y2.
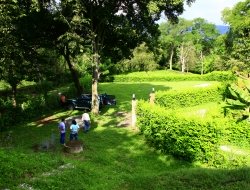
136 101 222 162
221 119 250 147
155 83 225 109
114 71 236 82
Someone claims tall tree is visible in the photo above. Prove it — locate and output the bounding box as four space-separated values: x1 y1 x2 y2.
159 18 219 73
72 0 196 114
55 0 88 95
190 18 220 74
0 1 28 106
222 0 250 72
0 0 66 106
10 0 195 113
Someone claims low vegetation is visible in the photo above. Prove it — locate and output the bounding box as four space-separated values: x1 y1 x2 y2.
114 70 236 82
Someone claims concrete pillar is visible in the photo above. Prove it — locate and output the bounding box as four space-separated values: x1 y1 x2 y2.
149 88 155 105
131 94 137 128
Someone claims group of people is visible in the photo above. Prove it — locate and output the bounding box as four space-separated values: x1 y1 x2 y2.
58 112 91 145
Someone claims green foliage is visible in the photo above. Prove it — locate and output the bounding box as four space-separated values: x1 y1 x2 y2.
207 151 249 168
116 43 159 73
155 83 224 108
225 120 250 146
225 81 250 121
0 97 19 131
203 71 236 81
80 74 92 93
137 101 221 162
0 92 60 131
222 0 250 72
114 70 236 82
158 18 220 72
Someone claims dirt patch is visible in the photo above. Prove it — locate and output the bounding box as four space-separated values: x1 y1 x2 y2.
65 115 83 128
36 115 60 125
117 111 131 128
64 140 84 153
194 83 211 87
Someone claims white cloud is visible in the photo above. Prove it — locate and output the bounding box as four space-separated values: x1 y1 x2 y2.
180 0 243 25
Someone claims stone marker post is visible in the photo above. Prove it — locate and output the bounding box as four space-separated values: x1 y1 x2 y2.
131 94 137 128
149 88 155 105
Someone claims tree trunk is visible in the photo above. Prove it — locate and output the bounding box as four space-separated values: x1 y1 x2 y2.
91 41 100 114
11 84 17 108
181 60 185 72
169 46 174 70
200 51 204 75
180 45 185 72
63 45 83 96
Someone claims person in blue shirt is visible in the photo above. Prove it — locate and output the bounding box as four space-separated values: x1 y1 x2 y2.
58 118 66 145
69 119 80 141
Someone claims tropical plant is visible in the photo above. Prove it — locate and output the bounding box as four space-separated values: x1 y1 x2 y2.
225 81 250 121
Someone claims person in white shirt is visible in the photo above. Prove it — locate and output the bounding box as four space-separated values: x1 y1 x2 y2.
69 119 80 140
82 112 91 133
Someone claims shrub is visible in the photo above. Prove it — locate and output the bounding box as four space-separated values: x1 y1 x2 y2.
155 83 225 109
113 70 236 82
80 74 92 93
224 82 250 121
224 119 250 147
137 101 221 162
203 71 236 81
0 93 60 130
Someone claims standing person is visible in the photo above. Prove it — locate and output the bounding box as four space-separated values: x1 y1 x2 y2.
82 112 91 133
70 119 80 141
58 93 66 107
58 118 66 145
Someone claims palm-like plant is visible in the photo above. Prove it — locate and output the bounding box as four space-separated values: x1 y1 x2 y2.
225 82 250 121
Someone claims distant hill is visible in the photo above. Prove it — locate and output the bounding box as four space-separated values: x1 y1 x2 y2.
216 25 229 34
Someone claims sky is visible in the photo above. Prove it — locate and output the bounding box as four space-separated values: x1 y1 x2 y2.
180 0 243 25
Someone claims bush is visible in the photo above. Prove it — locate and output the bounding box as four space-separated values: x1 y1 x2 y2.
137 101 221 162
114 70 236 82
155 83 225 109
0 93 60 130
224 120 250 147
80 74 92 93
203 71 236 81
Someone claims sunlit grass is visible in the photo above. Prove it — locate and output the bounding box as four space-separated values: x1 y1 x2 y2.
99 81 219 111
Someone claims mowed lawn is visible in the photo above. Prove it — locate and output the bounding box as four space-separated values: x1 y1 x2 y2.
1 81 250 190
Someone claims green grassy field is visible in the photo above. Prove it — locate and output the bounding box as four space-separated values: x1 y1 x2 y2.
1 80 250 189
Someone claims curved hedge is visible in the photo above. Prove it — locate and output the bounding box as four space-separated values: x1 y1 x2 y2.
137 101 221 162
155 83 225 108
114 71 236 82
